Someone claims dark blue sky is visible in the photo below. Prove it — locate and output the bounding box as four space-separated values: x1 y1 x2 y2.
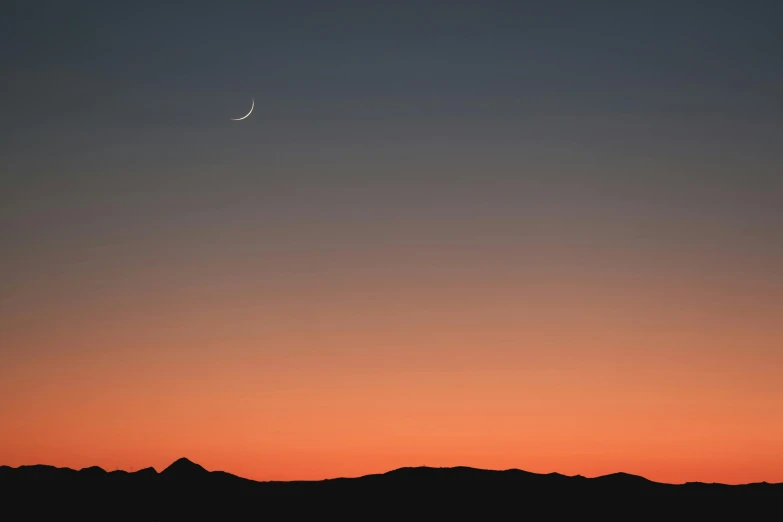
3 1 782 259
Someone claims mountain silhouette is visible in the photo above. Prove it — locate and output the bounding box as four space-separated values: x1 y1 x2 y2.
77 465 107 478
161 457 209 477
1 458 780 518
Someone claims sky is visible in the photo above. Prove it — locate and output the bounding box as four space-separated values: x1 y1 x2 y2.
1 1 782 484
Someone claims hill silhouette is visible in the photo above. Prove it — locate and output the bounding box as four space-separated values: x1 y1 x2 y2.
1 458 780 518
160 457 209 478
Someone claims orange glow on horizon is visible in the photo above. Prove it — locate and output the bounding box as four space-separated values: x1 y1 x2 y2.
2 241 782 486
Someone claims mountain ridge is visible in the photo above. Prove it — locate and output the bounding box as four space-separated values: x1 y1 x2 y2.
1 458 779 486
2 457 781 517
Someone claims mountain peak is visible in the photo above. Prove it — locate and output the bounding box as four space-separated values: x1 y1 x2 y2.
595 471 653 483
78 466 107 477
162 458 208 476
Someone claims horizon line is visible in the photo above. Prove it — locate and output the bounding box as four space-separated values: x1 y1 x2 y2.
3 457 779 487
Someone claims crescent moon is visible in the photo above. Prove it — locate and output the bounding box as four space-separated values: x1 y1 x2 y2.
230 98 254 121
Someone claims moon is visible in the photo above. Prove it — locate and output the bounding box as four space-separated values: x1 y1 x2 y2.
230 98 254 121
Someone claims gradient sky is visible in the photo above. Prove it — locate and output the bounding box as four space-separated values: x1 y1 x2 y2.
2 1 783 484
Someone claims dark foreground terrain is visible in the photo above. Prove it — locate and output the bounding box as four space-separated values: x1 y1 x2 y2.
2 457 780 518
